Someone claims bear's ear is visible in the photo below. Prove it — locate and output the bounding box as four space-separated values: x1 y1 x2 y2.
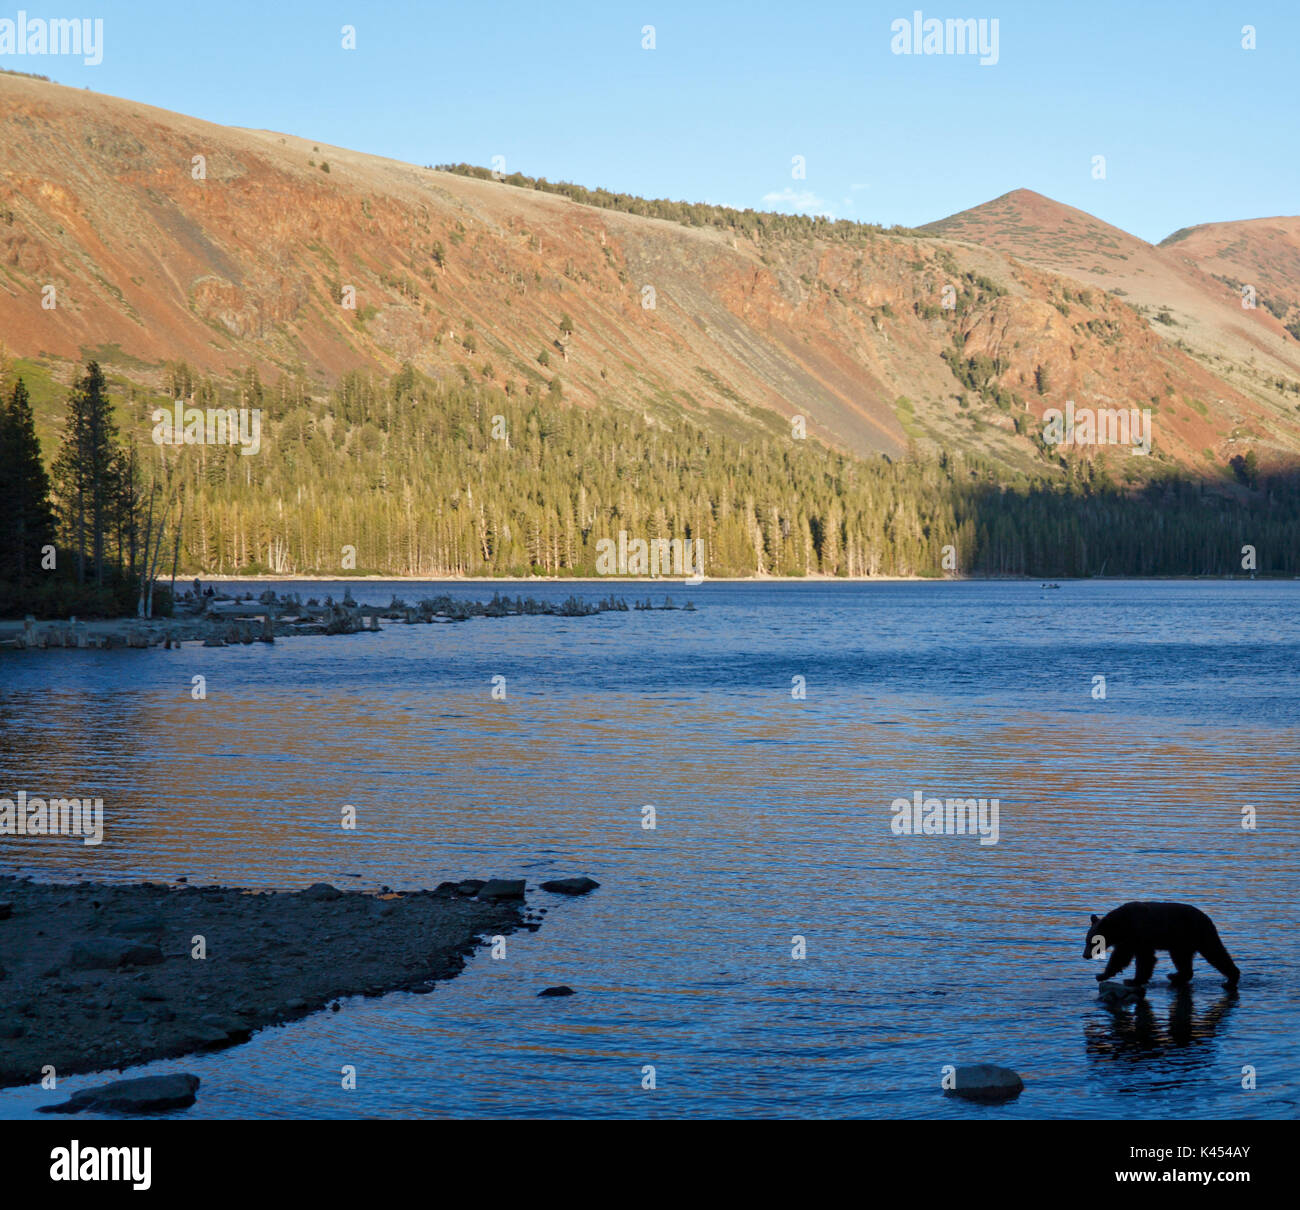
1090 914 1100 924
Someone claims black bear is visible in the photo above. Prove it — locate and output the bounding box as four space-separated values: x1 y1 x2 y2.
1084 902 1240 989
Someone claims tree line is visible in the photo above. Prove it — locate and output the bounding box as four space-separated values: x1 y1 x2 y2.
2 358 1295 617
433 163 917 246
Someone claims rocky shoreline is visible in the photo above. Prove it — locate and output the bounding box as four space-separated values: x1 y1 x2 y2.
0 588 682 651
0 875 546 1092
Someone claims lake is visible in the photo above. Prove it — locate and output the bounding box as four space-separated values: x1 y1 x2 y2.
1 579 1297 1118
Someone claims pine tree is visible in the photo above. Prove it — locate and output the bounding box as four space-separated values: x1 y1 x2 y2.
0 377 56 585
53 361 120 585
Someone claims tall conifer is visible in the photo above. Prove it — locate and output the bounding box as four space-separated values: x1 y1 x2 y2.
0 377 56 584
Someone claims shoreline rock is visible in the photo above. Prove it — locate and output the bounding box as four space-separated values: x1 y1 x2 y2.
0 875 535 1090
68 938 166 971
0 589 655 652
479 879 526 901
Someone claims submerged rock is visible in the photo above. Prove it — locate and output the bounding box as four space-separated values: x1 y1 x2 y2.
540 877 601 896
538 986 575 997
39 1073 200 1115
945 1063 1025 1102
68 938 165 971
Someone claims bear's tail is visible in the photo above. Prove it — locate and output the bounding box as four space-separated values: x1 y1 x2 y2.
1199 921 1240 986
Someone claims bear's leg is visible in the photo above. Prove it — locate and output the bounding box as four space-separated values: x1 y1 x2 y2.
1167 948 1194 986
1126 949 1156 987
1198 932 1240 989
1098 946 1134 981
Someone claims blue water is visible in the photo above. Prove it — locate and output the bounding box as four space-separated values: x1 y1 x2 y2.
1 579 1297 1118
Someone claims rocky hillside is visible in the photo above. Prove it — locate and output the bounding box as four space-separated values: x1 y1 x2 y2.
1162 216 1300 339
924 190 1300 466
2 73 1298 475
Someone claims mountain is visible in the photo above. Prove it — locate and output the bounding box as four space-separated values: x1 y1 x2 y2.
923 190 1300 461
1162 216 1300 336
921 188 1154 276
2 72 1299 480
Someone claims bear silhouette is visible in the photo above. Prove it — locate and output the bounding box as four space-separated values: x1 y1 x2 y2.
1084 901 1239 989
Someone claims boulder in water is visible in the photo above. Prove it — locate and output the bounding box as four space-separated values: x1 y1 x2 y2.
945 1063 1025 1102
39 1073 200 1115
540 877 600 896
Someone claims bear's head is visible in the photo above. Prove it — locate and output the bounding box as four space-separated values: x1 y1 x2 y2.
1083 912 1109 960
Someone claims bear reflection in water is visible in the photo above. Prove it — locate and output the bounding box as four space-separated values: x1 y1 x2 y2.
1084 987 1238 1070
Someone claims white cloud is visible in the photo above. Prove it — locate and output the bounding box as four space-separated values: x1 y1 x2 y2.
760 187 835 218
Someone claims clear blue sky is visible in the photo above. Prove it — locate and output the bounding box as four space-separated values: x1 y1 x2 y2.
7 0 1297 241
